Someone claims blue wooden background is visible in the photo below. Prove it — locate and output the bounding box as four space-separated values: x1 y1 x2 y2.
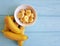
0 0 60 46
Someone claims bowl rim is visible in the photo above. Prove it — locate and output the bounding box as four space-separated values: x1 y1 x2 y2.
14 4 37 26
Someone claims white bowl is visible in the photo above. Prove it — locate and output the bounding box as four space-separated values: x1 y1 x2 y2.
14 4 37 26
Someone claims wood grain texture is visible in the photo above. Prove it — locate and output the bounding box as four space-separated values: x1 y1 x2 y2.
0 16 60 32
0 0 60 46
0 0 60 16
0 32 60 46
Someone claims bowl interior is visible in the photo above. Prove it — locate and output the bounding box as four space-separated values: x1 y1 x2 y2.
14 5 36 26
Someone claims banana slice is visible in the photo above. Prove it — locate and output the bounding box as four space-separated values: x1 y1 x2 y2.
17 13 24 18
23 16 29 23
26 9 31 16
20 9 25 14
29 17 34 23
30 13 34 18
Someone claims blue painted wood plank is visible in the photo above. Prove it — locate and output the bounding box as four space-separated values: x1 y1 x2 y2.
24 32 60 46
0 0 60 46
0 32 60 46
25 16 60 32
0 0 60 16
0 16 60 32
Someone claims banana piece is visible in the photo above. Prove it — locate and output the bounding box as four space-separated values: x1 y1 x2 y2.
30 13 34 18
10 16 14 20
5 16 22 34
20 9 25 13
17 13 24 18
3 29 28 41
18 26 24 46
22 16 29 23
26 9 31 16
18 40 24 46
10 16 25 46
3 16 28 46
29 16 34 23
10 16 25 31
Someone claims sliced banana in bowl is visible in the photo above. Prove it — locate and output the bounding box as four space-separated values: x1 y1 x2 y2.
14 4 37 26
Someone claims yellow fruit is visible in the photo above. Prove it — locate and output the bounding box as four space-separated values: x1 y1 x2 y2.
3 30 28 41
23 16 29 22
18 26 24 46
19 26 25 31
3 25 8 31
10 16 25 31
2 16 28 46
5 16 22 34
30 13 34 18
20 9 25 14
26 9 31 16
10 16 14 19
25 14 30 17
18 40 24 46
17 13 24 18
20 18 25 23
3 16 28 46
29 17 34 23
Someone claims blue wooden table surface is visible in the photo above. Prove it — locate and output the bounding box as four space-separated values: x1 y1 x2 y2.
0 0 60 46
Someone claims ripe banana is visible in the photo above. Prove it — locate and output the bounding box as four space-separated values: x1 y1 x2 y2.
10 16 25 31
18 27 24 46
5 16 22 34
18 40 24 46
3 29 28 41
10 16 25 46
3 16 28 46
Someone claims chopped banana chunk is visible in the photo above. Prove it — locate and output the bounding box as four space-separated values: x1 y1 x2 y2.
26 9 31 13
20 18 24 22
26 9 31 16
25 14 30 17
30 13 34 17
29 17 34 22
20 9 25 13
17 13 24 18
17 9 35 24
23 16 29 22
